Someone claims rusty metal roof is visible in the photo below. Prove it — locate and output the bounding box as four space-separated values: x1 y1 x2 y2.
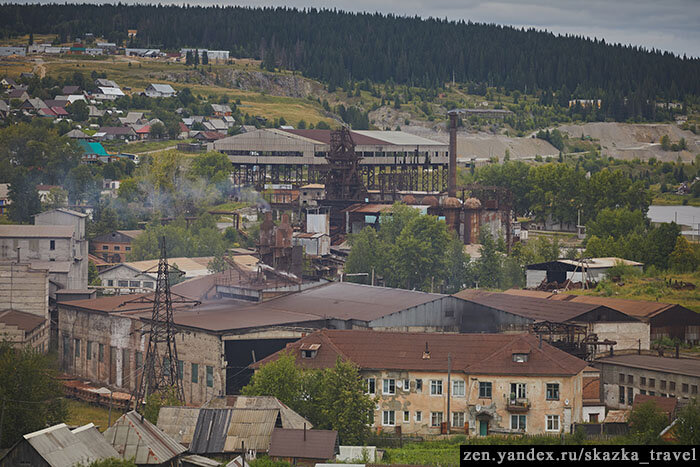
253 329 588 376
103 410 186 464
268 428 338 460
633 394 677 417
0 309 45 333
454 291 632 324
595 354 700 378
603 409 630 423
64 282 444 332
157 406 201 447
202 396 311 429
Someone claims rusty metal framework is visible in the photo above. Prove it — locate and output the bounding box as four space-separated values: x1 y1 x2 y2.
130 238 199 407
324 128 368 201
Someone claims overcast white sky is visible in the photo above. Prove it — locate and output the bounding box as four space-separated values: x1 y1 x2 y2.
10 0 700 57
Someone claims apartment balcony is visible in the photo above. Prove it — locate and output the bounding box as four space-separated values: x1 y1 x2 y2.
506 398 530 413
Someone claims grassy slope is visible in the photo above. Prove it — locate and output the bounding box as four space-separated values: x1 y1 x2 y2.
568 271 700 313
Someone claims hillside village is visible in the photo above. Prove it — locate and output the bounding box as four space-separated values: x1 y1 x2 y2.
1 5 700 467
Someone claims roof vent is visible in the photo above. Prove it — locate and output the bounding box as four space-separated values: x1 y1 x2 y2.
422 342 431 360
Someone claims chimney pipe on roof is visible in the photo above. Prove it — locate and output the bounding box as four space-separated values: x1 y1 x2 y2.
676 344 680 359
448 113 458 198
304 423 307 441
539 334 542 349
638 339 641 355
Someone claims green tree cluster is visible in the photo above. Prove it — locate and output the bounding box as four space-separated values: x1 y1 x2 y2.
628 400 668 444
242 352 375 445
0 343 68 448
344 204 458 291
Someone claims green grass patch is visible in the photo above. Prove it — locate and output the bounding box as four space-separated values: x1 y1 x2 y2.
65 399 118 432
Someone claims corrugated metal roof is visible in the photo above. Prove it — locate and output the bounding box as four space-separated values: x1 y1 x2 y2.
353 130 445 146
157 406 201 447
71 423 121 460
191 408 234 454
103 410 186 464
0 225 74 238
603 409 629 423
454 291 628 323
268 428 337 460
23 423 118 467
181 454 223 466
203 396 311 429
595 354 700 378
225 409 281 452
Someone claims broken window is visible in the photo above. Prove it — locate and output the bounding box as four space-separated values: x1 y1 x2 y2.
415 379 423 392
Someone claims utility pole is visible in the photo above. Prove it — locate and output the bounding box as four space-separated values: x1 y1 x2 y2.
447 353 452 435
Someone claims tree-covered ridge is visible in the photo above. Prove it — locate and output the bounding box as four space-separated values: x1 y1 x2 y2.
1 3 698 102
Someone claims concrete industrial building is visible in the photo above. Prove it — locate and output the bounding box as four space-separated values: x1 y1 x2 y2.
0 262 50 351
0 208 88 291
502 289 700 344
594 354 700 410
209 129 449 191
253 329 591 436
56 276 454 405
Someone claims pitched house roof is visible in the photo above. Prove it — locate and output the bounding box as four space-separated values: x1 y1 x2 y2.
252 329 589 376
98 126 136 136
147 83 176 94
632 394 678 420
103 410 186 465
268 428 338 460
62 85 81 94
0 309 45 333
16 423 118 467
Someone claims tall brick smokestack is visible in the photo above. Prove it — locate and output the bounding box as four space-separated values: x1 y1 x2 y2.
448 112 458 197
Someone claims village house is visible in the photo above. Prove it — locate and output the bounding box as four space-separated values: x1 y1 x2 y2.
90 229 144 263
211 103 232 117
97 126 137 141
252 329 591 436
145 83 177 98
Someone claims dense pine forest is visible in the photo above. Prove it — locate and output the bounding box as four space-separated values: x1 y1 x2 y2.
1 3 699 115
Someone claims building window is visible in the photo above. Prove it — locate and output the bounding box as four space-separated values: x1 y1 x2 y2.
383 410 395 426
163 357 171 377
143 281 154 289
87 341 92 360
479 382 493 399
670 382 676 391
619 386 625 404
415 379 423 392
135 351 143 371
619 373 625 384
453 380 465 397
206 365 213 387
403 411 410 423
177 360 184 380
129 281 140 288
366 378 376 395
102 245 108 250
126 246 131 251
191 363 199 383
50 240 55 250
641 377 646 386
693 385 698 395
431 412 443 427
107 280 114 287
118 280 128 287
114 246 120 251
403 379 410 391
627 375 633 384
628 387 634 405
660 380 667 390
511 415 526 431
452 412 465 428
546 415 560 432
512 353 528 363
98 343 104 362
415 411 422 422
383 379 396 395
682 383 689 393
649 378 655 388
649 391 655 396
74 339 80 358
510 383 526 399
546 383 560 400
641 390 647 395
430 380 443 395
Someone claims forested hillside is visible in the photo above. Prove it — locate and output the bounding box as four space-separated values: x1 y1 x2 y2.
2 2 699 115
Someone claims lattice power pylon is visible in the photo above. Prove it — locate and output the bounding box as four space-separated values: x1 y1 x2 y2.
128 237 199 408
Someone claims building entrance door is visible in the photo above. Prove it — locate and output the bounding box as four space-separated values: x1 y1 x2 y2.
479 420 488 436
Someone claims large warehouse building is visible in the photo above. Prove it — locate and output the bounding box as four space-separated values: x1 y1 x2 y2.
209 129 449 191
